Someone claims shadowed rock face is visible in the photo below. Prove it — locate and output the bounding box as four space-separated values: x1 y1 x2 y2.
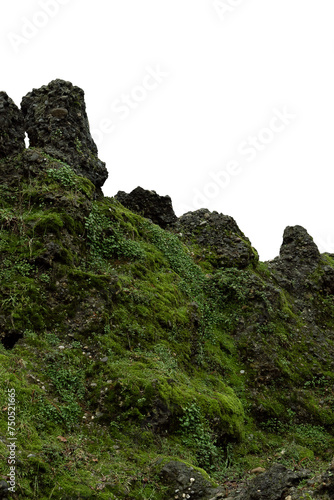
21 79 108 189
115 186 177 228
0 92 25 159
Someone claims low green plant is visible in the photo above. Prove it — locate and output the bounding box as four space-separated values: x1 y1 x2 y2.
39 273 51 283
293 423 329 450
0 208 23 232
35 395 82 431
143 221 204 296
47 163 76 189
179 403 219 469
85 204 145 260
304 375 329 389
44 332 61 346
46 360 85 402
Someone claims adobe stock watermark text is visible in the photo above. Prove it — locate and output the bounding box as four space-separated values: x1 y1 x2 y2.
91 64 169 146
180 106 296 212
212 0 247 21
7 0 72 53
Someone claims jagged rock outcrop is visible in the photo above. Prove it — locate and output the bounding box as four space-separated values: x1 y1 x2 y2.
279 225 320 269
171 208 258 269
0 92 25 159
115 186 177 228
269 225 321 291
159 460 224 499
21 79 108 189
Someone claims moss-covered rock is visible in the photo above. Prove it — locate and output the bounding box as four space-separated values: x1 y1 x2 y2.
0 82 333 498
170 208 258 269
158 459 222 499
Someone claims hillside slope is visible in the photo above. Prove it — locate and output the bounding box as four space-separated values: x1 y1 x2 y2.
0 81 333 499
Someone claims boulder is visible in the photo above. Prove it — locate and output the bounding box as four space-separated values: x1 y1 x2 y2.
172 208 258 269
0 92 25 159
21 79 108 189
158 460 224 499
235 464 309 500
115 186 177 228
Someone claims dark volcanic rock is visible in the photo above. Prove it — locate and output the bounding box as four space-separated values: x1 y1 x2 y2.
320 263 334 295
235 464 309 500
0 480 8 498
316 462 334 498
269 226 321 291
0 92 25 159
172 208 258 269
159 460 223 499
115 186 177 228
279 225 320 268
21 79 108 189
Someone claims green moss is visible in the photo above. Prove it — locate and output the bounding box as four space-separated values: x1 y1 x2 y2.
27 211 64 236
323 253 334 267
0 147 334 496
98 355 244 446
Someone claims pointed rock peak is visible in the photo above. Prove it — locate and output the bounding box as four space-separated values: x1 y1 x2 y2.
269 225 321 290
280 225 320 264
0 92 25 159
21 79 108 188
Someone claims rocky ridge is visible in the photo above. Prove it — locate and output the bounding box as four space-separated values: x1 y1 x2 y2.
0 81 333 499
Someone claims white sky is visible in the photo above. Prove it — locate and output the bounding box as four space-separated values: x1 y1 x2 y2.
2 0 334 260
